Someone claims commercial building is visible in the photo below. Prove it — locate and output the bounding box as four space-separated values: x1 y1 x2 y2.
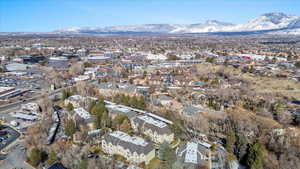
84 54 111 64
11 112 38 121
102 131 155 164
48 57 69 69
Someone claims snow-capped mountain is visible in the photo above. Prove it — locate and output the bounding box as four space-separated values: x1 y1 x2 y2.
231 12 299 31
56 24 179 34
170 20 234 33
55 12 300 35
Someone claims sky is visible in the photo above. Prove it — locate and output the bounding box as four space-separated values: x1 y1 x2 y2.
1 0 300 32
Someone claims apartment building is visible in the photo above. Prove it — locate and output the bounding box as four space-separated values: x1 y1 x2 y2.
102 131 155 164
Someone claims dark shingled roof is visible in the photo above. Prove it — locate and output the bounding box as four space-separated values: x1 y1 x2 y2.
48 163 67 169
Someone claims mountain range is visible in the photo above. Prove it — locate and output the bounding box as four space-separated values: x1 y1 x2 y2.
55 12 300 35
4 12 300 35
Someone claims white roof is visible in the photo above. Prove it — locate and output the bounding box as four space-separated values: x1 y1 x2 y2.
137 115 167 128
0 87 15 93
198 141 212 148
74 75 90 82
146 112 173 125
12 113 38 121
110 131 149 147
106 104 131 113
86 54 110 60
49 57 68 61
104 100 173 125
74 107 91 120
68 95 85 101
185 142 198 164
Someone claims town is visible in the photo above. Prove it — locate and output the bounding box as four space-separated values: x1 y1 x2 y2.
0 33 299 169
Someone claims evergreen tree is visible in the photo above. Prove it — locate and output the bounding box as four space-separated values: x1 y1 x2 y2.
137 96 146 110
62 89 72 101
47 151 57 165
246 141 265 169
28 147 42 167
236 134 248 162
92 98 109 129
295 61 300 68
226 130 236 153
64 119 76 137
66 103 74 111
159 142 177 169
79 157 88 169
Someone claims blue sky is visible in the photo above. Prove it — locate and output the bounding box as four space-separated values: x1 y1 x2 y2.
1 0 300 32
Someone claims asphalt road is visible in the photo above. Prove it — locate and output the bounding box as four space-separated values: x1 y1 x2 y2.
0 79 97 112
0 88 63 112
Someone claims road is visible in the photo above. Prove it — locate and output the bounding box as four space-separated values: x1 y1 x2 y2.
0 87 64 112
0 79 99 112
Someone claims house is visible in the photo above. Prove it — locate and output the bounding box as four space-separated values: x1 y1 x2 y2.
146 75 163 86
102 131 155 165
84 67 98 79
131 114 174 144
176 140 212 169
153 95 174 106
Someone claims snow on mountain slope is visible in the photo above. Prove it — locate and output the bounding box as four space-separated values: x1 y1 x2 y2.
171 20 234 33
231 12 299 31
55 12 300 34
56 24 179 33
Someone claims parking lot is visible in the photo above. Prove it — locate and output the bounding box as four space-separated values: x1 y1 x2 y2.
0 125 20 151
0 143 33 169
0 74 48 91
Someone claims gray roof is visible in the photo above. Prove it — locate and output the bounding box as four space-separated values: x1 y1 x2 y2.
97 82 138 93
183 105 201 116
5 62 35 72
103 131 153 154
132 114 172 135
106 104 137 119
